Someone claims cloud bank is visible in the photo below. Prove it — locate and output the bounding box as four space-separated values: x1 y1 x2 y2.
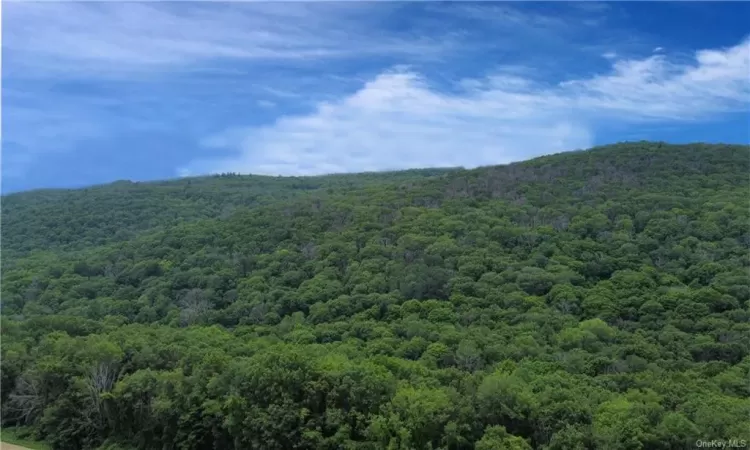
181 38 750 177
3 2 748 189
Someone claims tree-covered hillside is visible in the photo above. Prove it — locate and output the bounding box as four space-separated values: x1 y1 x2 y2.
1 168 458 256
2 142 749 450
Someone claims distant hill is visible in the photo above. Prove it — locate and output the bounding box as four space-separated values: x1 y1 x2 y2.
4 142 746 254
1 167 459 255
2 142 749 450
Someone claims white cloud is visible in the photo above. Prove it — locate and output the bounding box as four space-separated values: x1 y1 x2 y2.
181 37 750 177
181 70 592 177
2 2 453 79
4 1 748 187
564 38 750 120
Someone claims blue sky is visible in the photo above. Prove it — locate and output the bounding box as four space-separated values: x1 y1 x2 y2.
2 1 749 193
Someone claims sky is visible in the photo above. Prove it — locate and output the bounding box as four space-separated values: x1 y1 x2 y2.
2 1 749 194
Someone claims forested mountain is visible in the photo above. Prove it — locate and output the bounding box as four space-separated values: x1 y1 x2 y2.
1 168 458 255
2 142 749 450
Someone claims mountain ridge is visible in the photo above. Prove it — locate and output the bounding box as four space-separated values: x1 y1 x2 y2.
1 140 749 450
3 141 747 256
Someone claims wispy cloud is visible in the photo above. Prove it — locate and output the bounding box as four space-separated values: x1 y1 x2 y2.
181 37 750 177
3 1 748 191
563 38 750 119
1 87 114 179
1 1 459 180
5 1 596 182
3 2 453 80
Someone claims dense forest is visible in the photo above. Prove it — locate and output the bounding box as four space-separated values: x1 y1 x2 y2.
1 142 749 450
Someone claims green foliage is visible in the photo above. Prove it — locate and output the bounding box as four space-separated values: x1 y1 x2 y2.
2 142 750 449
1 427 52 450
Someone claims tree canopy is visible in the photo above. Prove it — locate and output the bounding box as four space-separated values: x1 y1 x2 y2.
2 142 749 449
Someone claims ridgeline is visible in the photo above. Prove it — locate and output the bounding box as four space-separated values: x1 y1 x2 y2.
2 142 749 449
